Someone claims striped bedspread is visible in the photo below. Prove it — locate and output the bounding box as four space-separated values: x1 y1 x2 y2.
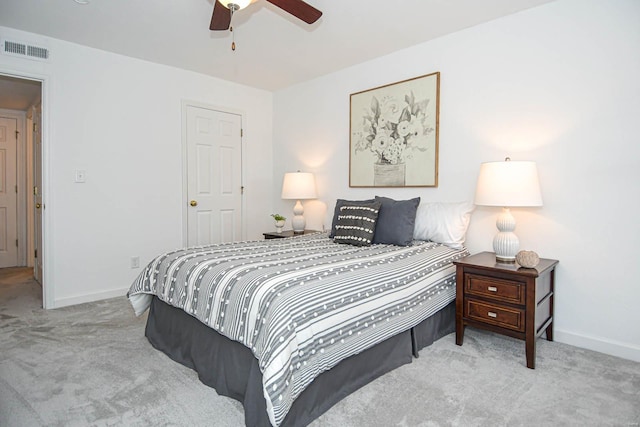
127 232 468 426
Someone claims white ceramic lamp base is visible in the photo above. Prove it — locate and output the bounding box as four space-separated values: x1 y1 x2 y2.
493 207 519 263
291 200 305 234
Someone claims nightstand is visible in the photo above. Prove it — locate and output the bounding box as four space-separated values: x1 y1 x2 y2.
454 252 559 369
263 230 319 239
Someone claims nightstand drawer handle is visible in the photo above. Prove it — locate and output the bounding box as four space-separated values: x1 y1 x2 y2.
488 311 497 318
487 286 498 292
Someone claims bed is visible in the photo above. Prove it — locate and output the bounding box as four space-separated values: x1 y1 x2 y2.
128 198 474 426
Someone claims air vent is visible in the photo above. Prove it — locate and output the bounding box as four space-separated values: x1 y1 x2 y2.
4 40 26 55
2 39 50 61
27 45 49 60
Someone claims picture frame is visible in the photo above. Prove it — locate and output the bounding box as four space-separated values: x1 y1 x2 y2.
349 71 440 187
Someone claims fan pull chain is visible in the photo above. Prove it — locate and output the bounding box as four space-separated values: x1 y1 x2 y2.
231 26 236 51
230 5 237 51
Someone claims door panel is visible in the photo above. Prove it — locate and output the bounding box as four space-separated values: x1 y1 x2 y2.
186 106 242 246
196 210 213 246
0 116 18 268
0 208 7 252
196 145 212 194
220 209 235 243
33 104 43 283
220 146 234 194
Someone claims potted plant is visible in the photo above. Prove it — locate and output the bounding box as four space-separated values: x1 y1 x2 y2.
271 214 286 233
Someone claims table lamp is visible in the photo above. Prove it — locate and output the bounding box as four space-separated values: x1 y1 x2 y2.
281 171 317 234
474 158 543 262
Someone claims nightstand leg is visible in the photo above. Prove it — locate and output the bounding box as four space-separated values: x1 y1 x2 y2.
455 268 464 346
456 323 464 346
526 338 536 369
545 322 554 341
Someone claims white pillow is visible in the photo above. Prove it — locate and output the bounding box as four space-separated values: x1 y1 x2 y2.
413 202 475 249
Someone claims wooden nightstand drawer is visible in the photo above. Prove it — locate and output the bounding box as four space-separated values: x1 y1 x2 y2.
465 299 524 332
465 274 525 305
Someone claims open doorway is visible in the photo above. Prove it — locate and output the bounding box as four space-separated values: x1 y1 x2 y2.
0 74 44 307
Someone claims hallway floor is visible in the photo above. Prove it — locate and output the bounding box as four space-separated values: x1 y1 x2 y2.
0 267 41 317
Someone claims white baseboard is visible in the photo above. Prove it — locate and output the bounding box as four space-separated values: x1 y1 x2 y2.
555 329 640 363
53 287 129 309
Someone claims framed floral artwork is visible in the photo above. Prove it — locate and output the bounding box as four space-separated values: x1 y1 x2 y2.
349 72 440 187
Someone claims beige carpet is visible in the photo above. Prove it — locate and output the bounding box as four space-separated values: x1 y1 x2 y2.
1 268 639 426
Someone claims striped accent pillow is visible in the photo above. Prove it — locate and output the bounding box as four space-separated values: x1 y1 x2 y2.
333 201 381 246
329 199 375 238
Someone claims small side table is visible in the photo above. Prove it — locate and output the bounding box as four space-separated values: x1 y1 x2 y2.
263 230 320 239
454 252 559 369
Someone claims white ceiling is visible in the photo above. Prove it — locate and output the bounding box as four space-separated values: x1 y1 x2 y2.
0 0 553 92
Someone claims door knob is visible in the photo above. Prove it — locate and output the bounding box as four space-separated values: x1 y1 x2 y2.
36 203 41 209
190 200 198 207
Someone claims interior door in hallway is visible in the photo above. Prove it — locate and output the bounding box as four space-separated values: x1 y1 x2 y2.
0 116 18 267
186 106 243 247
32 104 43 283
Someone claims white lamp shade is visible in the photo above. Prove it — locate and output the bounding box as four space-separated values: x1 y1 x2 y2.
474 160 543 207
281 172 317 200
219 0 252 9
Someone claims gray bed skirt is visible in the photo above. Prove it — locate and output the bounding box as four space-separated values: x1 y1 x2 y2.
145 296 455 427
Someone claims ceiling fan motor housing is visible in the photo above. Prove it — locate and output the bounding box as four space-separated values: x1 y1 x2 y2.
219 0 250 10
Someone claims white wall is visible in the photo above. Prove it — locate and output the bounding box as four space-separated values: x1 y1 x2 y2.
0 26 274 308
273 0 640 361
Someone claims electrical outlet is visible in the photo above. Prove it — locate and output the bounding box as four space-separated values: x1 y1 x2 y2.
131 256 140 269
75 170 86 183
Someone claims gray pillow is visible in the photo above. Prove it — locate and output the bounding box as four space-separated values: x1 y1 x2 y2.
333 201 381 246
329 198 375 238
372 196 420 246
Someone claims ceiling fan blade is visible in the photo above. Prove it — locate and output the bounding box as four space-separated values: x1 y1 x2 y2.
210 0 231 31
266 0 322 24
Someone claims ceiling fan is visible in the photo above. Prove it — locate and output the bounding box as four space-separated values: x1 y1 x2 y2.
209 0 323 31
